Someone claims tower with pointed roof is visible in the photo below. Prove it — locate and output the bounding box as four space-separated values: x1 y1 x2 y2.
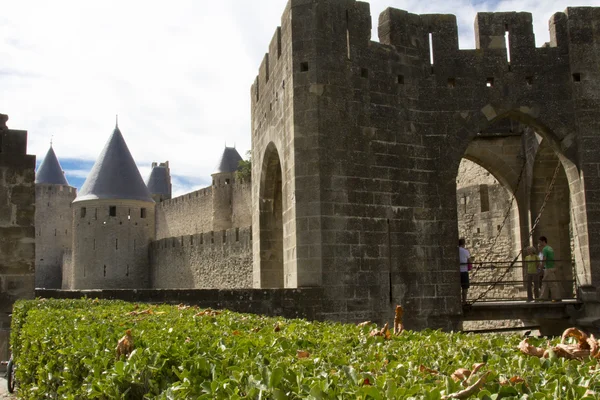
35 144 77 289
146 161 172 202
69 122 155 289
211 146 243 231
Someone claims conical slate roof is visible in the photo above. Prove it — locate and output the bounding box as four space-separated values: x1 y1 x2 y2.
74 125 153 203
213 147 243 174
36 146 69 185
146 164 171 197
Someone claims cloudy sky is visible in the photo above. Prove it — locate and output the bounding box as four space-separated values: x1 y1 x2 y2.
2 0 598 197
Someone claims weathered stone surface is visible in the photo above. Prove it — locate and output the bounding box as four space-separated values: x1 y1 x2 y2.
0 118 35 364
250 1 600 330
150 227 253 289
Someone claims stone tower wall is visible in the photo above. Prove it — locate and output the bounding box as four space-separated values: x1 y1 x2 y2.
252 1 600 329
69 199 154 289
0 114 35 363
212 172 235 231
35 183 76 288
150 226 252 289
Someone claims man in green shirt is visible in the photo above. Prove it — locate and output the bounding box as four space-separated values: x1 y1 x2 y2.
539 236 561 301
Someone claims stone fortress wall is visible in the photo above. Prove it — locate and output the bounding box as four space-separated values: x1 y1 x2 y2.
155 180 252 239
149 171 253 288
250 0 600 329
0 114 35 366
150 226 253 289
34 184 76 288
13 1 600 333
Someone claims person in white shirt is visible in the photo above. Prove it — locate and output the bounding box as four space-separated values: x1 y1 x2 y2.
458 238 472 304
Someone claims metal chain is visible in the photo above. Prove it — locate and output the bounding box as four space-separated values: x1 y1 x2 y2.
470 156 527 279
468 160 562 305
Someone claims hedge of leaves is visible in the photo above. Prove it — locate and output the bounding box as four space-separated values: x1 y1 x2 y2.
10 298 600 399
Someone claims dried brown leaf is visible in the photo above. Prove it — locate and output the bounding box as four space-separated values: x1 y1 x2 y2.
297 350 310 359
115 329 134 360
451 368 471 383
518 338 545 358
419 365 439 375
442 371 490 399
561 327 589 349
394 305 404 335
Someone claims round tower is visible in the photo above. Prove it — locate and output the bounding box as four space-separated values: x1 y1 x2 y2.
35 145 77 289
70 122 155 289
146 161 172 203
211 147 242 231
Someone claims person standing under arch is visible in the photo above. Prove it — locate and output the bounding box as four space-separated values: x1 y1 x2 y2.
539 236 561 302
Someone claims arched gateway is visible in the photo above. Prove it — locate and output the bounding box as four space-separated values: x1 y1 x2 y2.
251 0 600 329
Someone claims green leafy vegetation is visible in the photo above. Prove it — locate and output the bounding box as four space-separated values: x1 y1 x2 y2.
235 150 251 183
10 298 600 399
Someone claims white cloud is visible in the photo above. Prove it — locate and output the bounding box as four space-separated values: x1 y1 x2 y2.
2 0 599 195
62 169 92 179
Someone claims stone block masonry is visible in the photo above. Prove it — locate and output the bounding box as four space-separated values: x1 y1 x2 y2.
0 113 35 363
35 184 76 289
150 226 253 289
155 182 251 240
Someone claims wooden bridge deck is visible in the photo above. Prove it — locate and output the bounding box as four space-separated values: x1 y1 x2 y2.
463 299 582 321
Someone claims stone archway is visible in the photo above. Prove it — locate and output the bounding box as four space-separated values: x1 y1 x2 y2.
448 109 592 300
258 142 284 288
531 138 573 296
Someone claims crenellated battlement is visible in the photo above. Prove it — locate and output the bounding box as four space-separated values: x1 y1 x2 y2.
150 226 252 252
252 1 597 99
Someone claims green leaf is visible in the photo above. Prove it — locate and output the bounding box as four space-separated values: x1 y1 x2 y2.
270 367 284 389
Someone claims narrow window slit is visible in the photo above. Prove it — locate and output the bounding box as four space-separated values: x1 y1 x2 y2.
346 9 351 59
428 32 434 66
504 24 511 64
486 77 494 87
300 62 309 72
447 78 456 88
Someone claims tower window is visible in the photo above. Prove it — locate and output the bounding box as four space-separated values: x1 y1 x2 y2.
80 207 86 218
109 206 117 217
225 179 230 185
141 208 147 219
479 184 490 212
